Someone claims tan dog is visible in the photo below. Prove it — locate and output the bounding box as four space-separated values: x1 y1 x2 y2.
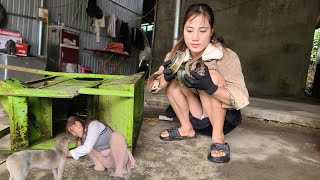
6 137 70 180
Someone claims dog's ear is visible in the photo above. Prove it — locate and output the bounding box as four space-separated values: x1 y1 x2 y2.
60 136 70 144
55 136 66 145
54 137 60 144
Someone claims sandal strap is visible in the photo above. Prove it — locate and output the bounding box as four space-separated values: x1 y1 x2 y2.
210 143 230 154
208 143 231 163
167 128 181 138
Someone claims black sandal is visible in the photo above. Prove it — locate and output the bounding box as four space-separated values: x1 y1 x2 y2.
160 127 197 141
207 143 230 163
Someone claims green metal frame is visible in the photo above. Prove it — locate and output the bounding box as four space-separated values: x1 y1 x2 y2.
96 73 145 149
0 66 145 151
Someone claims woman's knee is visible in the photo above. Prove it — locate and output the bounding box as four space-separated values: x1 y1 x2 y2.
88 149 99 159
166 80 194 98
199 91 225 111
209 69 226 87
166 81 180 94
112 132 125 139
166 81 182 98
111 132 127 145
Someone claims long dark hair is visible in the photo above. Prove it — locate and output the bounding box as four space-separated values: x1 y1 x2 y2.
66 116 113 141
170 3 225 57
66 116 92 144
66 116 90 134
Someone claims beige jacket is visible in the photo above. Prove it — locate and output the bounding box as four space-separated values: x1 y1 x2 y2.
148 42 249 110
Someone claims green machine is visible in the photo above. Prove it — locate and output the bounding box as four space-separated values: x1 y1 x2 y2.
0 64 145 151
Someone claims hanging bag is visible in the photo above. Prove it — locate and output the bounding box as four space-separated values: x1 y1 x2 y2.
5 39 16 55
0 3 8 28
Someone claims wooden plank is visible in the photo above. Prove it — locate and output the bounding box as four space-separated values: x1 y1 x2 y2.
42 78 103 91
0 79 27 89
37 77 74 89
0 88 78 98
9 96 29 150
28 98 52 139
78 88 134 97
0 152 11 165
24 76 57 84
0 64 125 79
0 127 9 139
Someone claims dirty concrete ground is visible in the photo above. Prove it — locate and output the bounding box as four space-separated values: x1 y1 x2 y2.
0 105 319 180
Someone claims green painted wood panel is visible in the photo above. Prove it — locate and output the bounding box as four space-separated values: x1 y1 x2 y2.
28 98 52 139
8 96 29 149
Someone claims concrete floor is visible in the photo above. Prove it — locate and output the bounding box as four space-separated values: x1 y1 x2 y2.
0 106 319 180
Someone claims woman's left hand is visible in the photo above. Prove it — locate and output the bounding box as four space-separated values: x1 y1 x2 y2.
67 151 72 158
77 138 82 146
163 60 176 82
182 65 218 95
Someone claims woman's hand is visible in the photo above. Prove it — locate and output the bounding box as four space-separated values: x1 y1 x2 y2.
77 138 82 146
67 151 72 158
163 60 176 82
182 65 218 95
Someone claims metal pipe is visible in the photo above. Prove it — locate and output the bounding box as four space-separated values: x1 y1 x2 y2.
38 0 44 56
7 12 36 20
173 0 181 46
151 0 158 52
